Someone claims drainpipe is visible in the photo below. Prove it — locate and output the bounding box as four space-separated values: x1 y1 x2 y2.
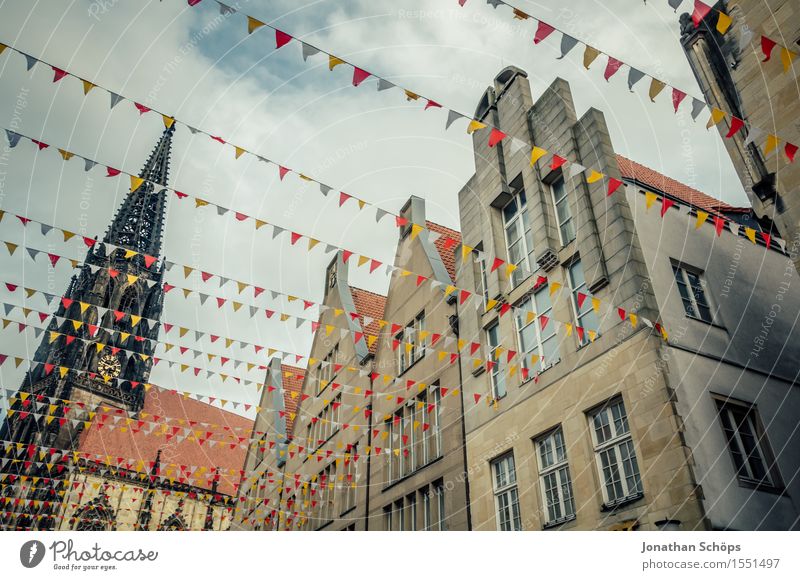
363 371 374 530
451 298 473 530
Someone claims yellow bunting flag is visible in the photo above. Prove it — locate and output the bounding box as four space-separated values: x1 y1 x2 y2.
505 263 517 279
234 146 245 159
744 227 757 244
644 191 658 209
765 134 779 155
716 12 732 34
586 170 603 183
706 108 726 129
58 149 74 161
695 210 709 229
629 313 638 327
162 115 175 129
780 48 796 73
404 90 420 101
591 297 601 313
82 80 95 95
583 46 600 69
195 199 209 208
461 244 473 262
5 242 17 255
486 299 498 311
130 176 144 192
549 282 562 296
247 16 265 34
124 249 136 259
530 146 547 166
329 56 345 70
357 255 369 268
410 223 423 240
648 79 666 102
130 315 141 327
467 120 487 134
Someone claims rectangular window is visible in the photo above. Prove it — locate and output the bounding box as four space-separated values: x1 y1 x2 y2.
422 488 431 530
551 177 575 245
516 287 560 373
406 493 417 531
477 243 490 307
716 398 780 489
383 505 392 531
535 428 576 525
318 344 339 394
568 260 599 345
397 311 425 374
436 480 445 531
342 445 357 513
589 399 643 506
486 322 506 398
502 188 534 287
672 264 713 323
491 453 522 531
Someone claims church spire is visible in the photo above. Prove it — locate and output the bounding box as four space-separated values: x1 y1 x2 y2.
103 124 174 257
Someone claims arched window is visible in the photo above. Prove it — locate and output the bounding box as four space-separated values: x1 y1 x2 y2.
73 498 114 531
159 513 187 531
118 286 139 315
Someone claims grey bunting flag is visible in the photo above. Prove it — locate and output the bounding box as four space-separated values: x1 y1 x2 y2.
568 163 586 178
199 293 209 306
377 78 394 91
487 0 504 7
668 0 684 10
627 68 645 91
187 125 201 135
24 54 37 71
109 92 123 109
690 98 706 121
375 208 388 222
216 206 228 217
40 224 52 236
217 1 236 15
744 127 764 146
84 158 97 172
302 43 320 62
445 110 464 130
5 130 21 148
558 34 579 59
271 226 285 239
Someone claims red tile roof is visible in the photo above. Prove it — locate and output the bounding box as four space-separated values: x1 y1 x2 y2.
280 364 305 438
78 386 253 496
616 155 747 215
427 221 462 282
349 287 387 354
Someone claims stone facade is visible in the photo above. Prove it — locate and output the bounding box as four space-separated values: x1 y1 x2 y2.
680 0 800 270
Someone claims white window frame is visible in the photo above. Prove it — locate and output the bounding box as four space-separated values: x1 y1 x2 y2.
486 322 506 398
502 188 534 288
551 177 575 246
589 399 643 506
717 399 779 489
567 259 599 346
535 427 576 526
491 452 522 531
672 263 714 323
516 287 559 373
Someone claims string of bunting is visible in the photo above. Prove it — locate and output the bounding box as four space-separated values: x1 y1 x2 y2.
458 0 799 163
2 128 672 354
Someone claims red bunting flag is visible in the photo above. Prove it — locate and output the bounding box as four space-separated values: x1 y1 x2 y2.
47 254 60 267
352 67 371 87
424 100 441 110
342 250 353 263
106 167 121 177
577 291 587 309
339 192 351 207
488 128 507 147
713 215 725 236
761 232 772 248
607 178 623 196
672 89 687 112
275 30 292 49
235 212 248 221
395 216 408 227
134 103 151 115
539 315 549 330
550 155 566 170
473 393 481 404
725 117 744 138
604 57 623 81
691 0 712 27
174 191 188 199
31 140 48 151
369 259 382 273
290 232 302 245
660 197 675 217
278 166 290 180
533 21 555 44
785 143 798 163
52 67 68 83
618 308 626 321
490 257 504 273
761 35 777 61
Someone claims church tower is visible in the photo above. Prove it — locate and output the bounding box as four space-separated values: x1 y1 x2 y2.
0 126 174 528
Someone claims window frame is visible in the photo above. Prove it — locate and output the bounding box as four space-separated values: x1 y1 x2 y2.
550 176 575 246
671 262 714 324
588 398 643 508
515 287 560 374
501 187 535 288
567 259 600 346
491 452 523 531
486 321 507 398
534 427 576 527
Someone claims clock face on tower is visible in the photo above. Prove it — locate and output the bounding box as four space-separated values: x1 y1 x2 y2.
98 353 122 379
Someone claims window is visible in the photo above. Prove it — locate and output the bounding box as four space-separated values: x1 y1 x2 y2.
486 322 506 398
406 494 417 531
551 177 575 245
502 188 534 287
516 287 559 373
397 311 425 374
341 445 357 513
491 453 522 531
387 386 441 483
310 394 342 450
318 344 339 394
716 398 780 489
436 480 445 530
535 428 576 526
417 481 444 531
383 505 393 531
589 399 643 506
672 264 713 323
568 260 599 345
315 463 336 528
477 244 490 307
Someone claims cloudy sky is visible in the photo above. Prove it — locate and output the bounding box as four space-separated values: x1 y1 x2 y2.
0 0 748 418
